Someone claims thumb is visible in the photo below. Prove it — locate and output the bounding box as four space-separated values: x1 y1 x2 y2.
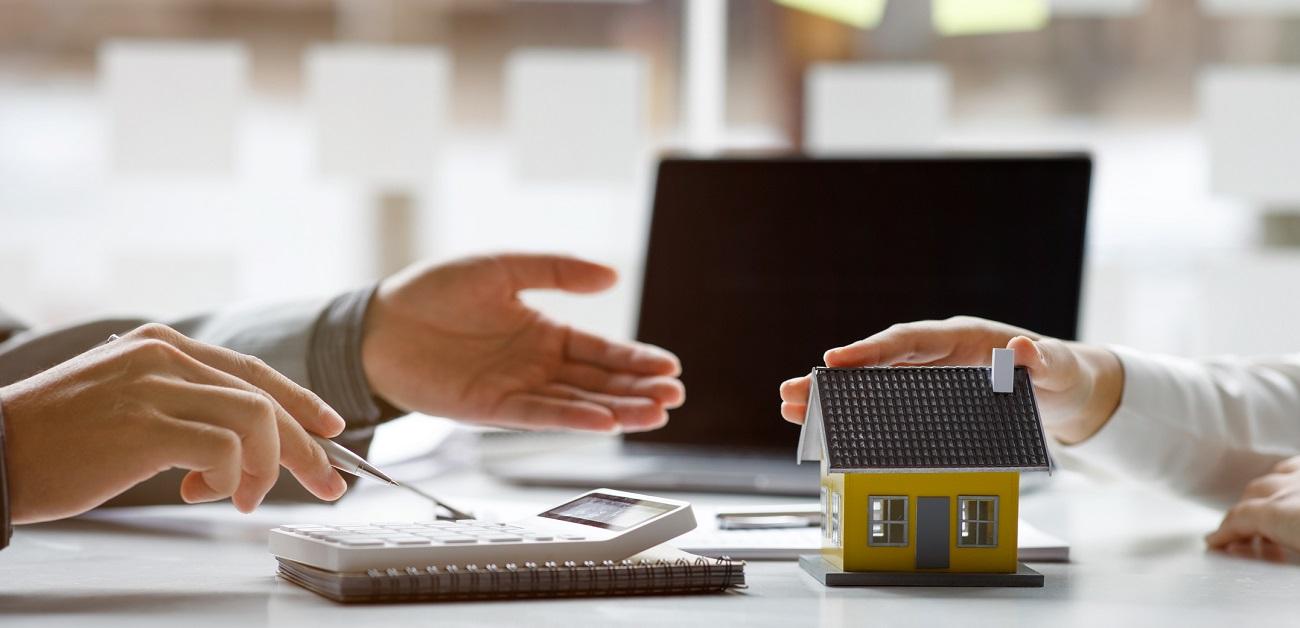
1006 335 1077 391
492 254 618 294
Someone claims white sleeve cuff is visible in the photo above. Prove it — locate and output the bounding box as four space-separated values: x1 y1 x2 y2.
1062 346 1281 507
1064 346 1213 481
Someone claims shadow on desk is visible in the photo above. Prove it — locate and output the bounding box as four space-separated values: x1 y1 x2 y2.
33 512 268 544
0 591 268 615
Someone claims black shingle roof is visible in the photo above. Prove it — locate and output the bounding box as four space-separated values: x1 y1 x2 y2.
812 366 1051 472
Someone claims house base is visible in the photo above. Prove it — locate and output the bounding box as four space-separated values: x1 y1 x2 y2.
798 555 1044 588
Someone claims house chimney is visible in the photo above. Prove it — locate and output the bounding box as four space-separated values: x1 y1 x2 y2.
991 348 1014 393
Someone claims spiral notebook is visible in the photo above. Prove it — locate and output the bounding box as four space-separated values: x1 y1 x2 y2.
277 546 747 603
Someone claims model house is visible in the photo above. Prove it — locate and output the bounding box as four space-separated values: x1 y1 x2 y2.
796 349 1052 578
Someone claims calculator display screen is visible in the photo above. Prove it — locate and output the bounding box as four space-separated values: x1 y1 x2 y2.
538 494 675 531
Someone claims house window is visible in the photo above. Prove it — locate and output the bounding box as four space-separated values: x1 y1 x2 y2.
831 492 842 547
958 496 998 548
868 496 908 547
820 487 829 539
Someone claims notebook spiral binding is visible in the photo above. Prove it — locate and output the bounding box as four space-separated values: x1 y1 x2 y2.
353 556 745 602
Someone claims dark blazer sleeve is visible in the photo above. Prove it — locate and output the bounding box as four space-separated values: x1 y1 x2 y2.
0 391 11 550
0 308 24 549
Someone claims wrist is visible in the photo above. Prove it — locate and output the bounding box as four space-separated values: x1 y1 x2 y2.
1056 344 1124 445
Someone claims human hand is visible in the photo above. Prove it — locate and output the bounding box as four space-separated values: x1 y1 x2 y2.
362 254 685 432
1206 456 1300 561
0 324 348 524
777 316 1123 444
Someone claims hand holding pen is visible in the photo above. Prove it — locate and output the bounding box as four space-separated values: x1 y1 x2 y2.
1 325 350 524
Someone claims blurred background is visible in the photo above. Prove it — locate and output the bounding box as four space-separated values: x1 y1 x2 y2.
2 0 1300 367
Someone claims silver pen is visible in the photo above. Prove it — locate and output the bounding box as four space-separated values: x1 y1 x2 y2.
311 435 398 485
310 435 472 520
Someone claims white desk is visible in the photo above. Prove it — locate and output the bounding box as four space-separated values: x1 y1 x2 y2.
1 470 1296 627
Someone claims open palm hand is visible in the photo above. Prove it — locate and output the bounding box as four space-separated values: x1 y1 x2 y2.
362 254 684 432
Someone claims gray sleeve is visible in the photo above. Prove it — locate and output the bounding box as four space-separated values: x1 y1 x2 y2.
0 397 11 550
306 285 403 429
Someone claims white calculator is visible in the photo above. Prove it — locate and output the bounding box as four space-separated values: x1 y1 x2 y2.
269 488 697 572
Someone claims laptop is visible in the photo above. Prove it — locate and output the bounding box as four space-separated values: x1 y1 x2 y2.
488 153 1092 496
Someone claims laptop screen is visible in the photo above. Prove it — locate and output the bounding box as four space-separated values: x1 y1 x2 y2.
630 155 1091 454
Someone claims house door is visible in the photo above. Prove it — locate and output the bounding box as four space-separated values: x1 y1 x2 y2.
915 496 950 569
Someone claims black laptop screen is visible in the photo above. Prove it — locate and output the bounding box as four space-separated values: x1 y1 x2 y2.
630 155 1091 454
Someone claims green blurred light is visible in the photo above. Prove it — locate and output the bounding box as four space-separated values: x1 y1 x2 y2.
774 0 888 28
933 0 1049 36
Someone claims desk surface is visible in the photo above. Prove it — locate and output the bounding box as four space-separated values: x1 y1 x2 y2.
1 470 1296 628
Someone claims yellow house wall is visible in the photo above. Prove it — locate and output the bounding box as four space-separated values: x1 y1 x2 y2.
822 471 1020 574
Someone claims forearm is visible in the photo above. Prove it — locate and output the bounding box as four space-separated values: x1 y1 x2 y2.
1066 347 1300 507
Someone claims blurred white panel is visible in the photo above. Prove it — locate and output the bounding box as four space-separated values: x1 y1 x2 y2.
684 0 727 153
1049 0 1147 16
506 49 647 182
1122 265 1205 357
1078 259 1129 346
109 252 240 319
1200 0 1300 16
100 40 245 174
1199 253 1300 355
1200 67 1300 203
0 251 38 324
306 44 449 186
804 63 949 154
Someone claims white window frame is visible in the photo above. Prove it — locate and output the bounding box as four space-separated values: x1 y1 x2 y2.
957 495 999 548
831 491 842 547
820 487 830 539
867 495 908 547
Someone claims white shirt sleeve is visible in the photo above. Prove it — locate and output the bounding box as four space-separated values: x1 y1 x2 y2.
1065 346 1300 508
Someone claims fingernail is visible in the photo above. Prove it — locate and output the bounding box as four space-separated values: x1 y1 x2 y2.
329 472 348 497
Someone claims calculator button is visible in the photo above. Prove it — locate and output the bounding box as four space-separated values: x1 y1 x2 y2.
559 535 586 541
321 534 362 541
386 537 432 546
481 534 523 543
436 537 478 544
338 538 384 547
526 535 554 542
